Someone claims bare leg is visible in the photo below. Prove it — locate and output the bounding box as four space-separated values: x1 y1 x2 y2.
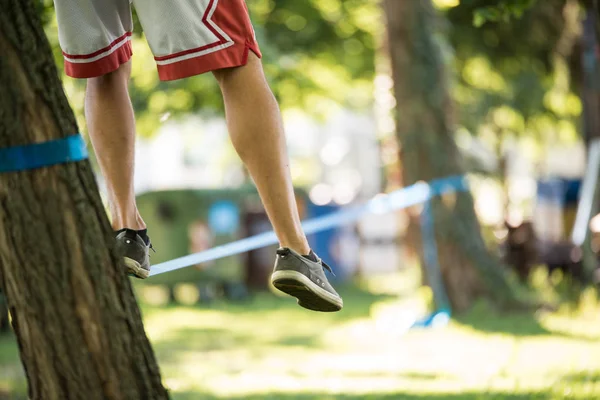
214 54 310 255
85 61 145 231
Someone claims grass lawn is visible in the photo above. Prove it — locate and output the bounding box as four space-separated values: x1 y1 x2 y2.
1 272 599 399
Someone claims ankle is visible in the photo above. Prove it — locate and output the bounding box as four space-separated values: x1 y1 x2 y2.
280 240 310 256
110 210 146 231
112 222 146 231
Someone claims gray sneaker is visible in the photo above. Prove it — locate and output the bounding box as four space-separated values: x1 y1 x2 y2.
271 248 343 312
115 229 151 279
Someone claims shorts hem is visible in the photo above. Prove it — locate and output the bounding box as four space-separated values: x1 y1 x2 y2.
64 40 133 79
156 40 262 82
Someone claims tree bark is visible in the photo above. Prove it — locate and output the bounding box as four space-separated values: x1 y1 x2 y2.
383 0 518 312
0 2 169 399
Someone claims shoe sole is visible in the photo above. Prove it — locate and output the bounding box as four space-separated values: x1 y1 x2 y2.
124 257 149 279
271 270 343 312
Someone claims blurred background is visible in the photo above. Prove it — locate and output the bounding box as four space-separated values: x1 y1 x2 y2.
2 0 600 398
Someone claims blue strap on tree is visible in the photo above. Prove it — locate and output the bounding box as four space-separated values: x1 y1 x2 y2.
0 134 88 173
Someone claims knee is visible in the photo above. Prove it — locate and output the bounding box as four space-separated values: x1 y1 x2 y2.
213 66 236 88
213 52 263 88
87 61 131 91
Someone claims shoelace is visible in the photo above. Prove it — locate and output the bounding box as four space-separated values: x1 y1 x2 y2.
321 260 336 277
277 248 335 277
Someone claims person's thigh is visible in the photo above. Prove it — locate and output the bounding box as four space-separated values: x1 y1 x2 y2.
133 0 262 81
54 0 133 78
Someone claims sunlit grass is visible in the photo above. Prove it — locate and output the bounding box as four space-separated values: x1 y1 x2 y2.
1 274 600 399
432 0 460 10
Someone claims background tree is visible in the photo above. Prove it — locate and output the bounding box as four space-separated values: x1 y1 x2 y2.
461 0 600 284
383 0 520 311
0 1 168 398
446 0 583 238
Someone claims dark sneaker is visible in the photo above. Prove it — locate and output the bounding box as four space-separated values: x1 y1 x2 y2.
115 229 151 279
271 248 343 312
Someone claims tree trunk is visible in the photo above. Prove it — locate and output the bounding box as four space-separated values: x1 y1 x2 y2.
580 0 600 283
383 0 518 312
581 0 600 146
0 2 169 399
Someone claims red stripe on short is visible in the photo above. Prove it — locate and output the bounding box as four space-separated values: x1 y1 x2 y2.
154 41 226 62
64 40 133 79
202 0 226 42
154 1 226 62
63 32 132 60
156 40 261 81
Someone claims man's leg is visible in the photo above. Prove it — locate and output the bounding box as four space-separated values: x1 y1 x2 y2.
85 61 151 278
55 0 150 277
85 61 145 231
213 54 310 256
214 54 343 311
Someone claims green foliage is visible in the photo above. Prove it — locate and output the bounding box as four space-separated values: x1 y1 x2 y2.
445 0 582 159
472 0 538 27
39 0 380 136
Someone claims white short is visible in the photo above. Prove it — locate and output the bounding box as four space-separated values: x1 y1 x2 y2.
54 0 261 81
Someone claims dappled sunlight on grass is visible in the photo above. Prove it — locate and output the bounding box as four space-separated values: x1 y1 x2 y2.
1 275 600 399
139 281 600 399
